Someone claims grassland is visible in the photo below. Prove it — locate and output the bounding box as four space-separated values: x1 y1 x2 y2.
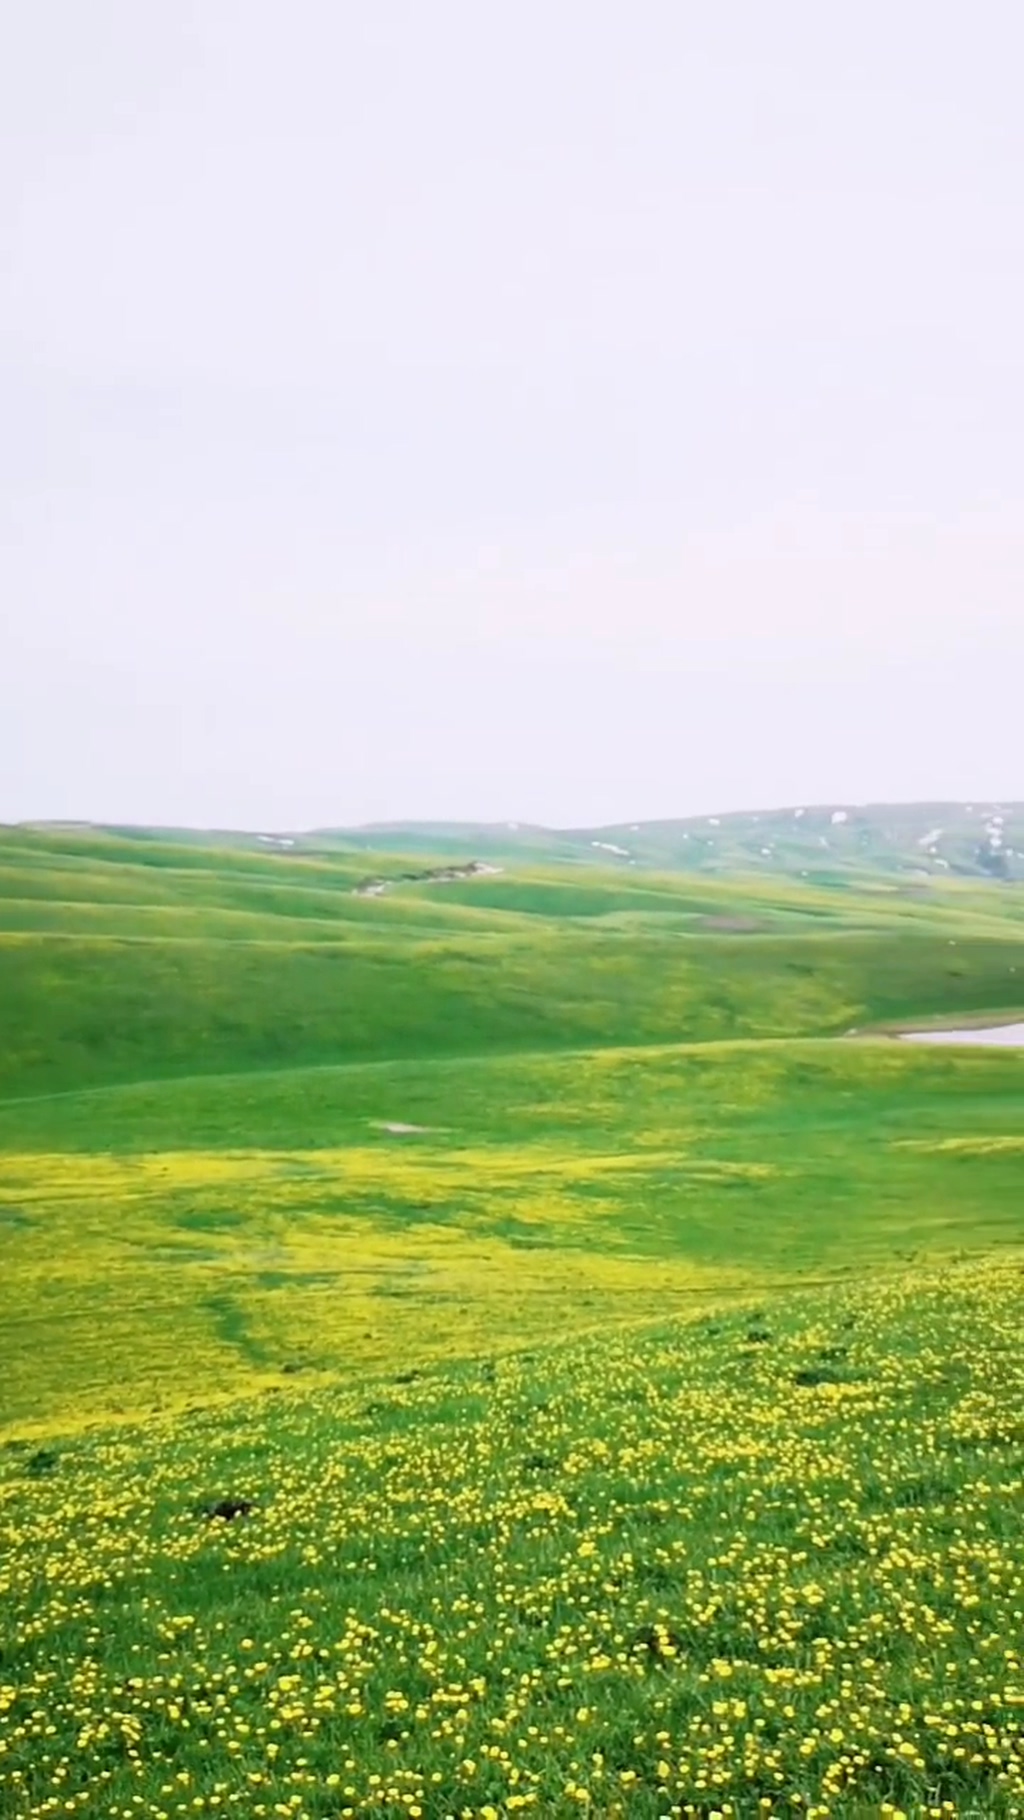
311 801 1024 884
1 824 1023 1817
4 1264 1024 1817
2 1038 1024 1436
3 826 1024 1100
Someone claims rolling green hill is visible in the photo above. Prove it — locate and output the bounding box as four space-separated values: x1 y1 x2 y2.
1 818 1022 1428
5 1261 1024 1819
2 815 1024 1817
21 797 1024 883
322 800 1024 882
2 823 1023 1101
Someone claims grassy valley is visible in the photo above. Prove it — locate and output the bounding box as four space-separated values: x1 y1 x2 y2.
2 826 1024 1100
1 819 1023 1817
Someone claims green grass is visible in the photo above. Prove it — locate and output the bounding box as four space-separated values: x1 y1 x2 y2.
24 797 1024 881
2 824 1024 1817
3 1263 1024 1817
307 799 1024 882
2 1035 1023 1434
2 827 1024 1099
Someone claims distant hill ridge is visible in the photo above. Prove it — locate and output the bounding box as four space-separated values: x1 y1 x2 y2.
17 800 1024 881
341 803 1024 882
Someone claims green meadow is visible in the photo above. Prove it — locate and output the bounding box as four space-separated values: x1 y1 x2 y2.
1 824 1023 1817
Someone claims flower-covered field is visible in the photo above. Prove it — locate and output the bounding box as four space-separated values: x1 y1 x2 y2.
3 828 1024 1816
3 1033 1024 1437
3 1261 1023 1819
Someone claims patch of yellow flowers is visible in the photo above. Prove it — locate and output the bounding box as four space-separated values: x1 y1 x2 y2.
2 1260 1024 1817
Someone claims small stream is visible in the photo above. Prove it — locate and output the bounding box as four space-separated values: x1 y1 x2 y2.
900 1022 1024 1046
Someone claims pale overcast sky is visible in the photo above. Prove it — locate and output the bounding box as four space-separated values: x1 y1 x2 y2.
3 1 1023 829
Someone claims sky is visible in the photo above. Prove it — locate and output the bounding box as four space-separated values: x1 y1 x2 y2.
3 1 1024 830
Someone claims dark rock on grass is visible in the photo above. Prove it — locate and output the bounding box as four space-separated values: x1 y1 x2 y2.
199 1498 255 1521
26 1448 59 1477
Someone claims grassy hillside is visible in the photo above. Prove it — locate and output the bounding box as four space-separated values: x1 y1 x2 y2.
1 823 1022 1429
2 818 1024 1817
2 1035 1023 1433
2 827 1024 1099
4 1261 1024 1818
573 801 1024 882
23 798 1024 882
308 801 1024 883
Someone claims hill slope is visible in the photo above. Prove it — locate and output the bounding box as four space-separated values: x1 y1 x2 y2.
3 816 1024 1819
316 800 1024 882
2 824 1024 1098
20 799 1024 881
4 1259 1024 1817
3 1034 1023 1431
